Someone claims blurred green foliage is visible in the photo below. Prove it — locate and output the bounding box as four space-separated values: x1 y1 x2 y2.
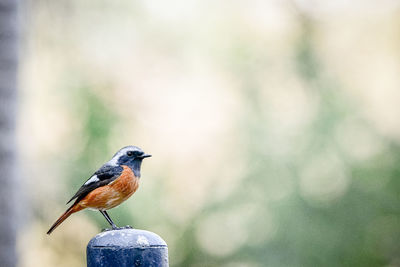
171 11 400 267
60 16 400 267
24 1 400 267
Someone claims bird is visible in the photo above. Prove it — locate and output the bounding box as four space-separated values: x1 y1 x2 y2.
47 146 151 235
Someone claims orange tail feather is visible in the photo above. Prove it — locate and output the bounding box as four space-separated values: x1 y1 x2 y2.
47 204 82 235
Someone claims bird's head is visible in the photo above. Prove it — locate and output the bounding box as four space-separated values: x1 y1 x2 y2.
108 146 151 177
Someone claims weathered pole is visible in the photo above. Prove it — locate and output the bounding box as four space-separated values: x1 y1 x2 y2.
87 229 168 267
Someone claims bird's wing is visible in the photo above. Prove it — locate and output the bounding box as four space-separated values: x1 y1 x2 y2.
66 165 124 204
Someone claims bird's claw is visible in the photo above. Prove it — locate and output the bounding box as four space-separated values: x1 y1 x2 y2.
101 225 133 232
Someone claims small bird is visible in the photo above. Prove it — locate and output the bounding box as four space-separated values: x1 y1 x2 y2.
47 146 151 235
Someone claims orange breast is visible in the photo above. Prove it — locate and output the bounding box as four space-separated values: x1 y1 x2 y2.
79 165 139 210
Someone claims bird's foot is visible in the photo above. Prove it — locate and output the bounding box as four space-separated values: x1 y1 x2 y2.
102 225 134 232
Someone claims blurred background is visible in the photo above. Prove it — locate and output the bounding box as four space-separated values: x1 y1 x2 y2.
2 0 400 266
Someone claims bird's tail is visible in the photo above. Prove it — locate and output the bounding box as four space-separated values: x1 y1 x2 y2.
47 203 83 235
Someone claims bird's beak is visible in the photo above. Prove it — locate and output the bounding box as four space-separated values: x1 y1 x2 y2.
141 154 152 158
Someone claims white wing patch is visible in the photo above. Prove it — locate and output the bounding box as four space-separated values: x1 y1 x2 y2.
84 175 100 185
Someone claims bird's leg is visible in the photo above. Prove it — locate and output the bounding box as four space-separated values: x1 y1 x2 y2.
100 210 118 230
100 210 133 231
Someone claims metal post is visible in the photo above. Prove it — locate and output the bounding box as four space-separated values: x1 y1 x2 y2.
87 229 168 267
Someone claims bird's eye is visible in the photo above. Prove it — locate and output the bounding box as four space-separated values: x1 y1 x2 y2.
127 151 134 157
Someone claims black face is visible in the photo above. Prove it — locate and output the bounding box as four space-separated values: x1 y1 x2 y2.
115 147 151 177
118 150 151 163
126 150 144 158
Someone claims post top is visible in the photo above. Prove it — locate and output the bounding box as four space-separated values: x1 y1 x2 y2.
88 229 167 248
